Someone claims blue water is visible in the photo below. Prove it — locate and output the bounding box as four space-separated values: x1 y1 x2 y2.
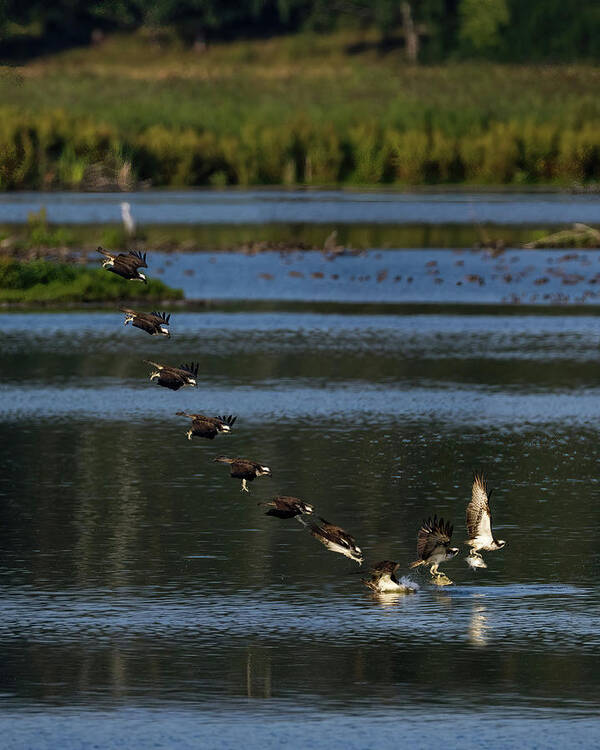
145 247 600 304
2 312 600 745
1 189 599 225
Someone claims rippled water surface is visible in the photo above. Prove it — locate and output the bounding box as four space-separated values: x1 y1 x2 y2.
1 311 599 748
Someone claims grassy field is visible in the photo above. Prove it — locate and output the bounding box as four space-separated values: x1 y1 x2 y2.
1 30 600 188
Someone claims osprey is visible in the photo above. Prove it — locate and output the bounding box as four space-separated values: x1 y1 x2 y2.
176 412 236 440
260 496 314 519
465 473 506 569
213 456 272 492
409 515 458 584
363 561 419 594
306 517 363 565
97 246 148 283
121 308 171 337
144 360 198 390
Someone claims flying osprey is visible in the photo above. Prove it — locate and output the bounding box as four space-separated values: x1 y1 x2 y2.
144 360 198 390
213 456 272 492
176 412 236 440
305 517 363 565
363 560 419 594
121 308 171 337
260 496 314 519
97 246 148 283
409 515 458 584
465 473 506 569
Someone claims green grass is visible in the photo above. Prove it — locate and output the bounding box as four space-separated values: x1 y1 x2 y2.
0 259 183 304
1 30 600 187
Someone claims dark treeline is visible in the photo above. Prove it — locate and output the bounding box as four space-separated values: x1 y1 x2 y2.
2 0 600 62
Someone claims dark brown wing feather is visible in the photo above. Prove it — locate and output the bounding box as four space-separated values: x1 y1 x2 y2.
312 517 358 550
371 560 399 576
416 515 453 561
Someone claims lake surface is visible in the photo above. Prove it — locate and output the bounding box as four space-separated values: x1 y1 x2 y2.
1 310 599 748
1 189 599 225
150 247 600 305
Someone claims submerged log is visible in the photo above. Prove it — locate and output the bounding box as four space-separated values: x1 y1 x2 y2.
523 224 600 249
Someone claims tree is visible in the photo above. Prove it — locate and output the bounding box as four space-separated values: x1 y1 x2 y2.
458 0 509 55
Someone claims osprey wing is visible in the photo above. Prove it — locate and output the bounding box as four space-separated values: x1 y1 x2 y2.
150 311 170 325
97 246 117 261
313 518 358 550
171 362 199 379
467 473 494 544
371 560 400 576
417 516 453 561
119 249 148 269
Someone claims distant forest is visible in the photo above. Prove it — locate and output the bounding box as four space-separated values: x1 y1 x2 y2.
2 0 600 62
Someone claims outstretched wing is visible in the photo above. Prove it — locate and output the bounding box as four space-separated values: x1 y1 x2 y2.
119 249 147 269
173 362 199 379
144 359 166 371
371 560 399 576
150 311 170 325
97 246 116 261
313 517 358 550
466 473 494 544
417 516 453 560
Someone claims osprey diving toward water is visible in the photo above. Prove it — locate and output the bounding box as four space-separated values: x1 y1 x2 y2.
176 412 236 440
363 561 419 594
213 456 272 492
144 360 198 390
97 247 148 283
305 517 363 565
260 496 314 519
121 308 171 337
409 515 458 585
465 473 506 569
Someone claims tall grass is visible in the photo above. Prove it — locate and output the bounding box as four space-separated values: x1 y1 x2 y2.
1 32 600 187
1 109 599 188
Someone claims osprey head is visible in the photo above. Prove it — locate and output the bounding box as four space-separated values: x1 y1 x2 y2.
159 325 170 337
446 547 459 560
300 501 314 514
493 539 506 549
257 465 272 477
138 272 147 284
186 377 197 387
217 423 231 434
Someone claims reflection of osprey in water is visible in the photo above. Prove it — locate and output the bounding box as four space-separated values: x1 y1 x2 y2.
363 561 419 593
468 604 489 646
465 473 506 569
409 516 458 584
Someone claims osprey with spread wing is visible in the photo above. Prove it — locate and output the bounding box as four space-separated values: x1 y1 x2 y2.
121 308 171 337
410 515 458 584
465 473 506 569
176 412 236 440
97 247 148 283
144 361 198 390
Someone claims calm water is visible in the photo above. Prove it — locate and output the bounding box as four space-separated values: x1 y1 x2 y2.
1 310 600 747
150 247 600 304
0 189 598 225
